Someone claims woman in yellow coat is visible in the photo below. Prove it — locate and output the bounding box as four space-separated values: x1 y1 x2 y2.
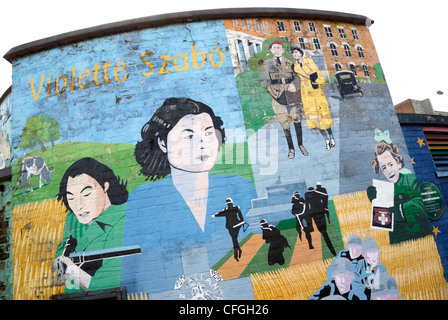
290 45 335 151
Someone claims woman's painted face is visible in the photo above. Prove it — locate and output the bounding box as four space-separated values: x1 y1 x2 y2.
377 150 402 183
162 113 220 173
292 49 303 60
66 174 109 224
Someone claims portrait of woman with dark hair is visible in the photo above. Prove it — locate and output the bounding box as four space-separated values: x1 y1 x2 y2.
134 97 226 182
53 157 129 292
367 140 431 244
120 97 257 296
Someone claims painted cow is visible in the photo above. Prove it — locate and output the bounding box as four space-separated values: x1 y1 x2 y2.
16 156 52 193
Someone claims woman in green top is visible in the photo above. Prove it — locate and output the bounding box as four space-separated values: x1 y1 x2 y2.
368 141 431 244
53 157 128 292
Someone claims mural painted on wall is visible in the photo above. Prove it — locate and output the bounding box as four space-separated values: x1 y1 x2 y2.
290 45 336 151
261 40 306 159
8 16 447 300
120 97 257 296
0 91 12 169
310 235 401 300
52 157 141 292
367 130 432 244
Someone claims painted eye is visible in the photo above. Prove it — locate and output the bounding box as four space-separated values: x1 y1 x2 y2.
205 131 214 137
83 193 91 197
184 134 194 140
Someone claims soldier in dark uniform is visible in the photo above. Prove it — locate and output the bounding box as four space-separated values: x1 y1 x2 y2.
291 191 311 244
262 40 308 159
305 183 336 256
260 219 290 266
315 182 330 223
213 198 246 261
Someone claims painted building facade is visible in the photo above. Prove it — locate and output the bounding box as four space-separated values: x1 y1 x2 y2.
0 8 447 300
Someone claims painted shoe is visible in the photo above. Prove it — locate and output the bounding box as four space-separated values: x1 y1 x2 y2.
288 149 295 159
330 138 336 148
299 145 309 156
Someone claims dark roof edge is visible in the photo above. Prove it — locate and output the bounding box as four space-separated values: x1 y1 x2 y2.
397 113 448 126
3 7 372 63
0 86 11 104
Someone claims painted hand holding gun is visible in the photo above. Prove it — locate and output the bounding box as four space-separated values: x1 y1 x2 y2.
53 234 93 291
53 234 141 291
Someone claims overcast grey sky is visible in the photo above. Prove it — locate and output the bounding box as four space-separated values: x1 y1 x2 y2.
1 0 447 111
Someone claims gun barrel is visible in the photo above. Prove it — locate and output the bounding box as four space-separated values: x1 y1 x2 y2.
69 245 141 264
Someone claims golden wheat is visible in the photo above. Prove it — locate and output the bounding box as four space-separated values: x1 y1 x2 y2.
11 199 67 300
250 190 448 300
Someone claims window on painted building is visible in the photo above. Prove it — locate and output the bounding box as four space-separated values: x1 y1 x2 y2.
330 43 338 57
237 40 247 70
298 37 306 49
325 26 333 38
254 19 260 32
260 20 266 33
352 28 359 40
240 19 245 28
308 22 316 32
343 44 352 57
277 21 286 32
338 27 346 39
357 46 365 58
256 43 261 52
249 42 255 57
247 19 252 30
335 63 343 72
350 64 357 76
313 38 321 50
293 21 301 32
265 22 270 34
362 64 370 77
233 19 238 27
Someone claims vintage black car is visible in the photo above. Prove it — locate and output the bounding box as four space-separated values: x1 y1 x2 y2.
335 71 363 99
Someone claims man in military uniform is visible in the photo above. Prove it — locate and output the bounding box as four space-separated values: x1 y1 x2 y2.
304 183 336 256
213 198 246 261
309 257 362 300
291 191 310 243
260 219 290 266
262 40 308 159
